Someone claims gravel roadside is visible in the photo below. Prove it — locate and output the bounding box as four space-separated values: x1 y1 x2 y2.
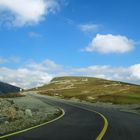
0 93 62 135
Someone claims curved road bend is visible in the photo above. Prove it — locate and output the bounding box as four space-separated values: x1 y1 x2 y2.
2 94 140 140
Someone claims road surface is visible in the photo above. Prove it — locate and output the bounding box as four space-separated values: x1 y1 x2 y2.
1 94 140 140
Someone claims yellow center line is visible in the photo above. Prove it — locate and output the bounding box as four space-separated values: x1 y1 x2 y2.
95 111 108 140
63 102 108 140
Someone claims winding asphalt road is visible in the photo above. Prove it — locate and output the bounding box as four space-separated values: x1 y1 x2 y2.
1 94 140 140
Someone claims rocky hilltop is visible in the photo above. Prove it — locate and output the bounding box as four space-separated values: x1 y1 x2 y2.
33 76 140 104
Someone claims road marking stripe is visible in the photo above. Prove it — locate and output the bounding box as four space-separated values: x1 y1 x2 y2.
62 102 108 140
0 108 65 139
95 111 108 140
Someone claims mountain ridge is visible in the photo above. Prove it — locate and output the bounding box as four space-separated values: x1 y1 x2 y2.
0 81 21 94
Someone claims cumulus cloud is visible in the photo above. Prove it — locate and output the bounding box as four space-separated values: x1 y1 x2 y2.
79 23 99 33
0 59 63 89
27 59 63 73
0 67 52 89
73 65 131 81
0 0 59 27
130 64 140 79
84 34 134 54
0 58 140 89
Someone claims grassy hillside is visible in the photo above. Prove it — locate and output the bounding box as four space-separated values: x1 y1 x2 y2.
32 76 140 104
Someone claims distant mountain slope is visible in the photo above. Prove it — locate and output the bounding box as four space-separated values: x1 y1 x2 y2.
0 82 21 94
32 76 140 104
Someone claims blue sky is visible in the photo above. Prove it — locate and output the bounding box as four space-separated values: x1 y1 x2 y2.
0 0 140 88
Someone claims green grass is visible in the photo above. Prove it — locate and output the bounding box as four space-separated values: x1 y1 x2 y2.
31 76 140 104
95 95 140 104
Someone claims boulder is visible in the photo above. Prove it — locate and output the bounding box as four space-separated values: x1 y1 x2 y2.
25 109 32 117
4 121 9 125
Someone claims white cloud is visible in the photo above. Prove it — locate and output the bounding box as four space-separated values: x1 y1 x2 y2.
0 59 62 89
130 64 140 79
84 34 134 54
0 0 59 27
79 23 99 33
27 59 63 73
0 67 52 89
73 65 130 81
